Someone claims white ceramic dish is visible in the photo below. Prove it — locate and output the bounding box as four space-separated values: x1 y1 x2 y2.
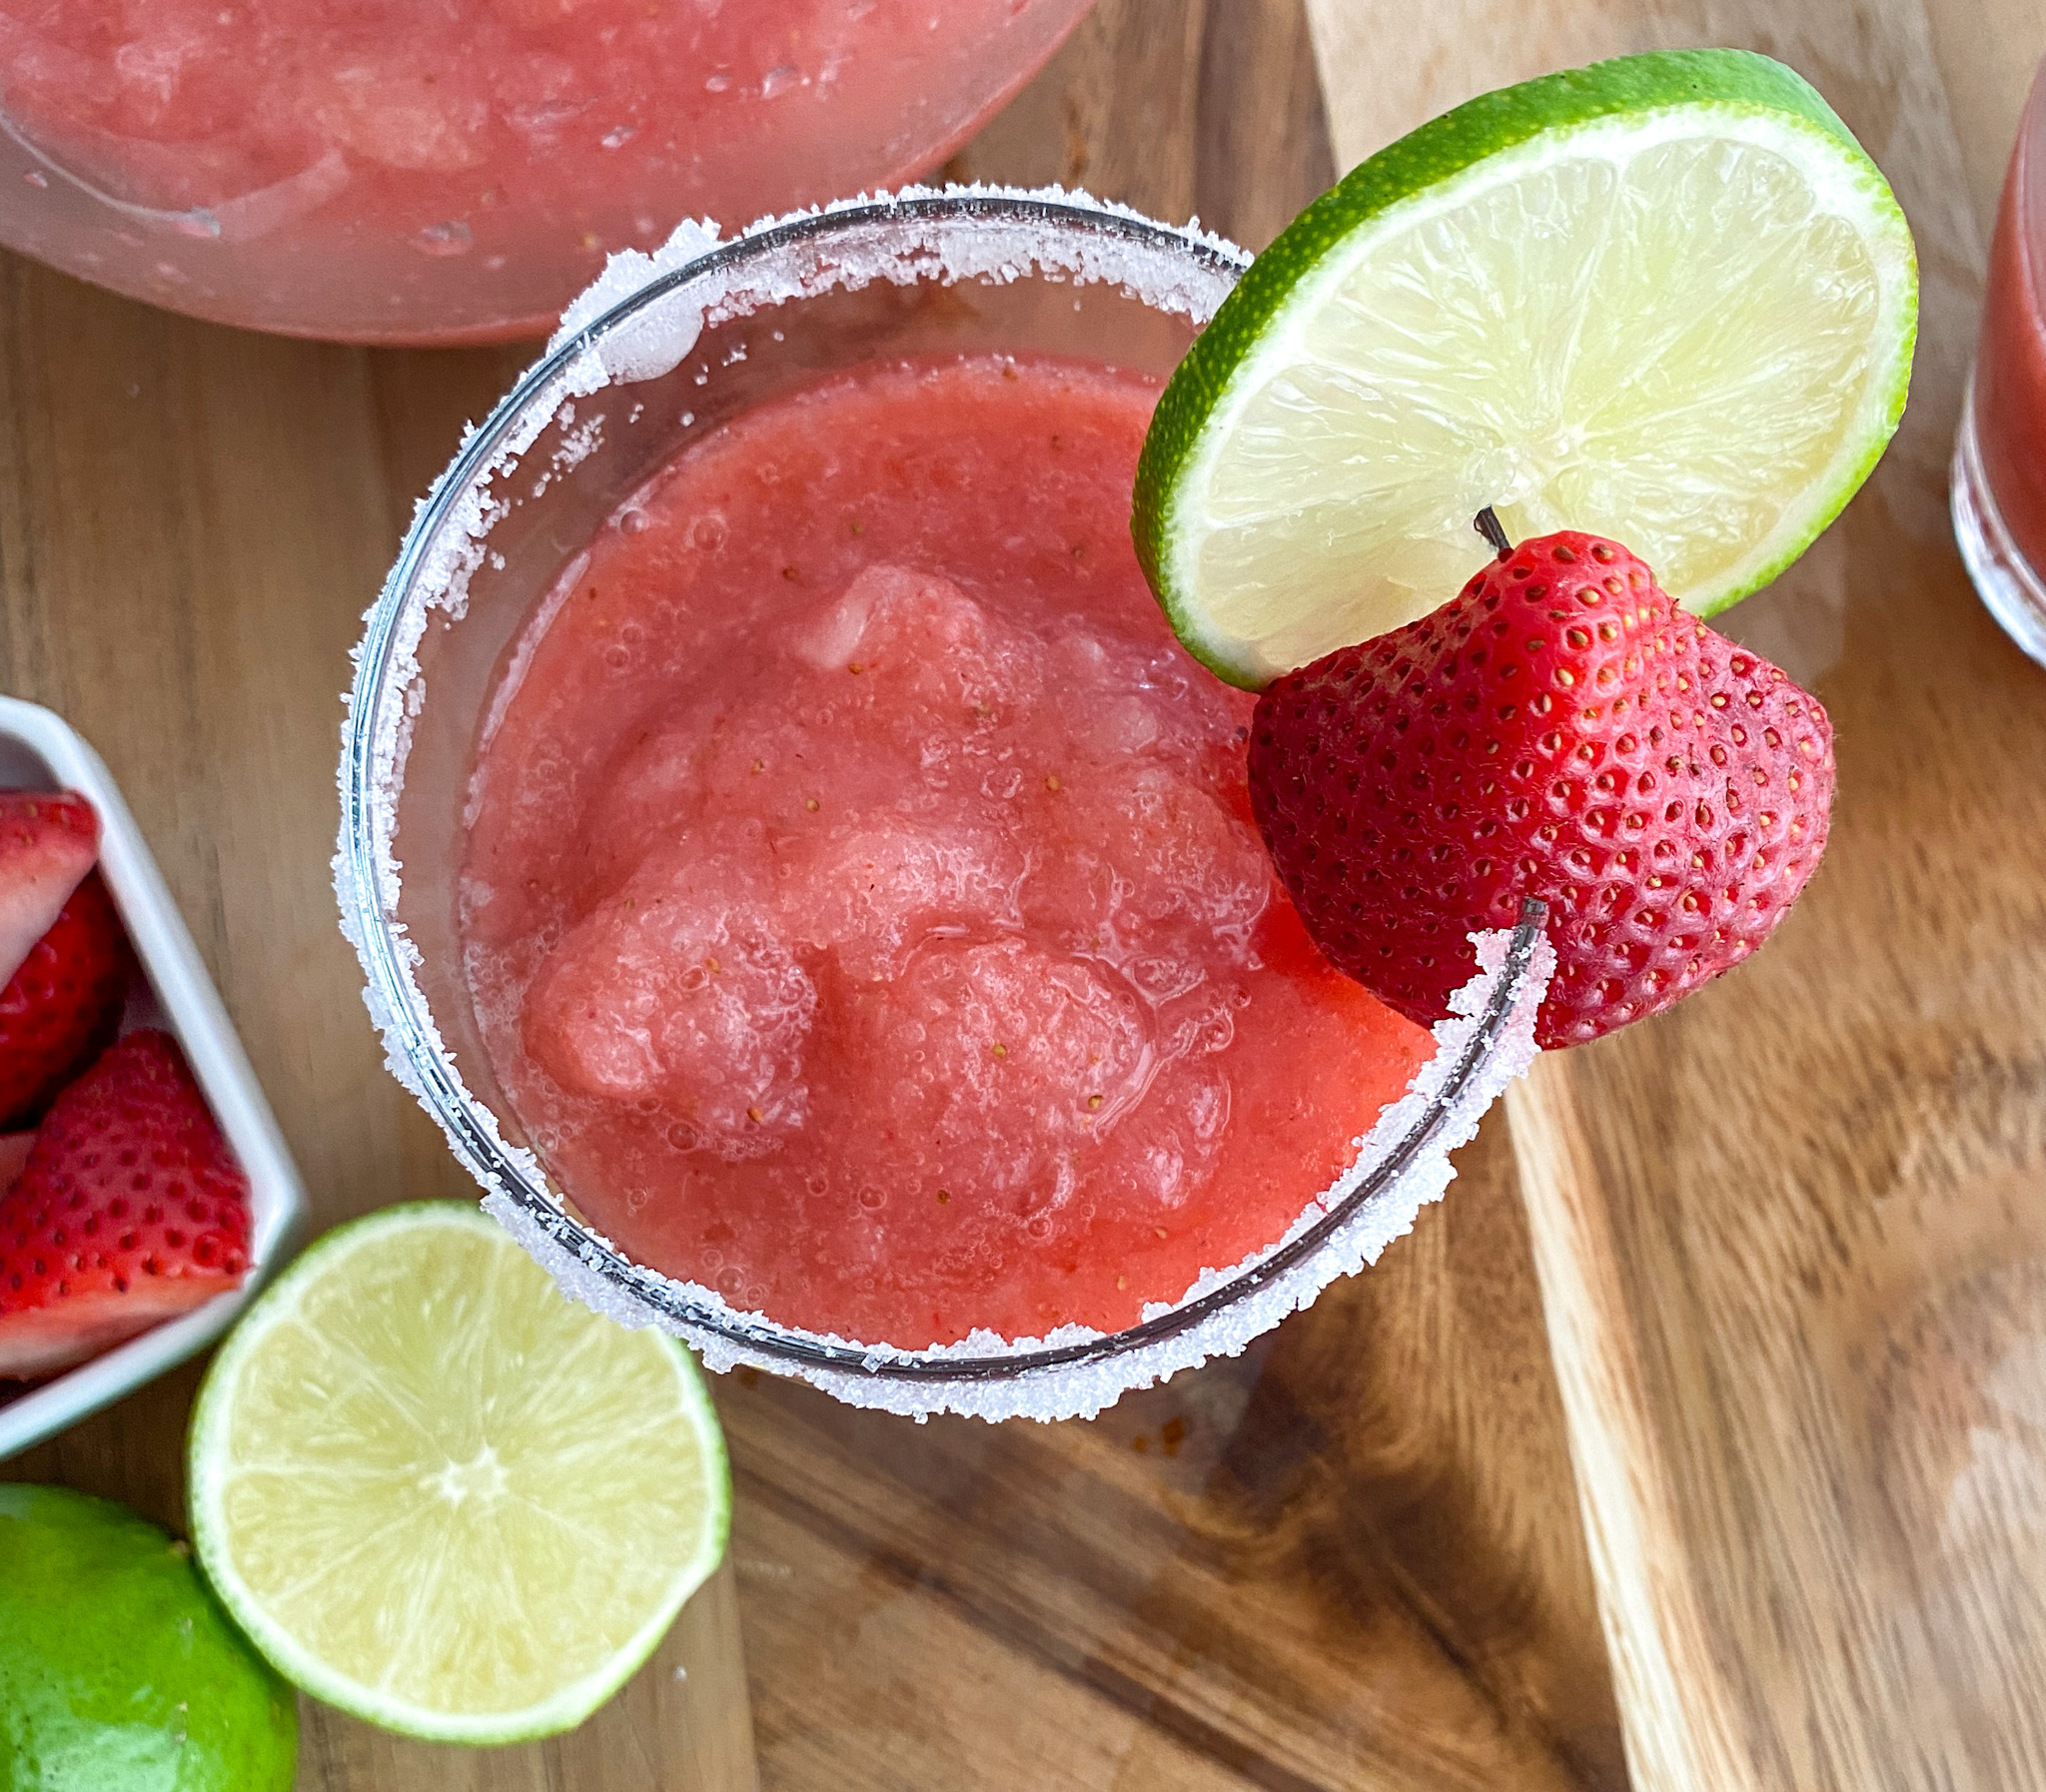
0 697 305 1459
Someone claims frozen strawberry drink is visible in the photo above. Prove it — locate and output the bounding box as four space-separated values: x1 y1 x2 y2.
342 193 1553 1417
0 0 1092 340
460 354 1431 1344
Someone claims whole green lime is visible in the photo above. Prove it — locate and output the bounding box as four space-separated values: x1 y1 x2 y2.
0 1483 297 1792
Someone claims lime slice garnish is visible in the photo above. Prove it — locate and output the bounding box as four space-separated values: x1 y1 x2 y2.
1133 48 1918 688
186 1203 729 1745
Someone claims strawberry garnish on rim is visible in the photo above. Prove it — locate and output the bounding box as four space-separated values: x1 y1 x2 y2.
1247 513 1835 1047
0 1028 251 1382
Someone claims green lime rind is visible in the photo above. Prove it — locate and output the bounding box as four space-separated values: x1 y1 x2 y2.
186 1202 731 1747
1133 48 1919 689
0 1483 299 1791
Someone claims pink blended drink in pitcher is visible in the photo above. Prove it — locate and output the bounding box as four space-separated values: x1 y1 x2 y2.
459 354 1432 1346
0 0 1091 340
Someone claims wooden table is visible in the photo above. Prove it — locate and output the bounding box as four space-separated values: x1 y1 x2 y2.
2 1 2039 1787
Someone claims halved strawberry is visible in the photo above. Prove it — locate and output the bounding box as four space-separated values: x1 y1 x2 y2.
0 870 131 1128
0 1029 250 1382
0 791 100 986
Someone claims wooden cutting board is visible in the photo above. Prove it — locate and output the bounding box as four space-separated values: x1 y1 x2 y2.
1309 0 2046 1785
4 0 2035 1786
0 5 1624 1788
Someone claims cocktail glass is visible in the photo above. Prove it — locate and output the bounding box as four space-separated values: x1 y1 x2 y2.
1955 57 2046 665
335 189 1552 1422
0 1 1093 343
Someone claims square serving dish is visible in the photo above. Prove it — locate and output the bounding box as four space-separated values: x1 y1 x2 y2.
0 696 305 1459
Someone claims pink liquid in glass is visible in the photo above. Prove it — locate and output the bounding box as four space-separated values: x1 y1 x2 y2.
1956 58 2046 662
459 354 1432 1346
0 0 1091 342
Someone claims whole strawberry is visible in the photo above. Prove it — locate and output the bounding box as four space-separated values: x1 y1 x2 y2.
0 1028 250 1381
1249 528 1834 1047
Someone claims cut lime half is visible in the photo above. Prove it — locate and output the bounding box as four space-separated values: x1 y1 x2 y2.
1134 48 1918 688
187 1203 729 1746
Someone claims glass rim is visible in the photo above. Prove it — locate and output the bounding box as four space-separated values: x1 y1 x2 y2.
338 186 1548 1397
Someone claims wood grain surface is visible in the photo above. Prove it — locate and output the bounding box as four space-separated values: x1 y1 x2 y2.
0 4 1625 1790
13 1 2035 1787
1309 1 2046 1786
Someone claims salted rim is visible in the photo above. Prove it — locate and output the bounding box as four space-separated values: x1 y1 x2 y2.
334 185 1553 1422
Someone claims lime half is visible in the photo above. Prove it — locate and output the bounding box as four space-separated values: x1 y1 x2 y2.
187 1203 729 1745
1134 48 1918 688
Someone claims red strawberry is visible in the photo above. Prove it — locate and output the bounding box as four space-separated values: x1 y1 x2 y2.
1248 528 1834 1047
0 1029 250 1381
0 870 131 1129
0 791 99 985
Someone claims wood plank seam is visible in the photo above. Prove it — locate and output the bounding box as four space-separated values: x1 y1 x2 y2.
1509 1058 1753 1792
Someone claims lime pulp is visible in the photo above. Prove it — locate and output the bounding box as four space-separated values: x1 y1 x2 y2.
185 1203 730 1746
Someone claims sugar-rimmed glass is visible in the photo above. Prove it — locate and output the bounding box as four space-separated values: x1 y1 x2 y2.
336 189 1552 1423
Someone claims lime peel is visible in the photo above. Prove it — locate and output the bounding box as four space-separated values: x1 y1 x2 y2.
0 1484 298 1792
